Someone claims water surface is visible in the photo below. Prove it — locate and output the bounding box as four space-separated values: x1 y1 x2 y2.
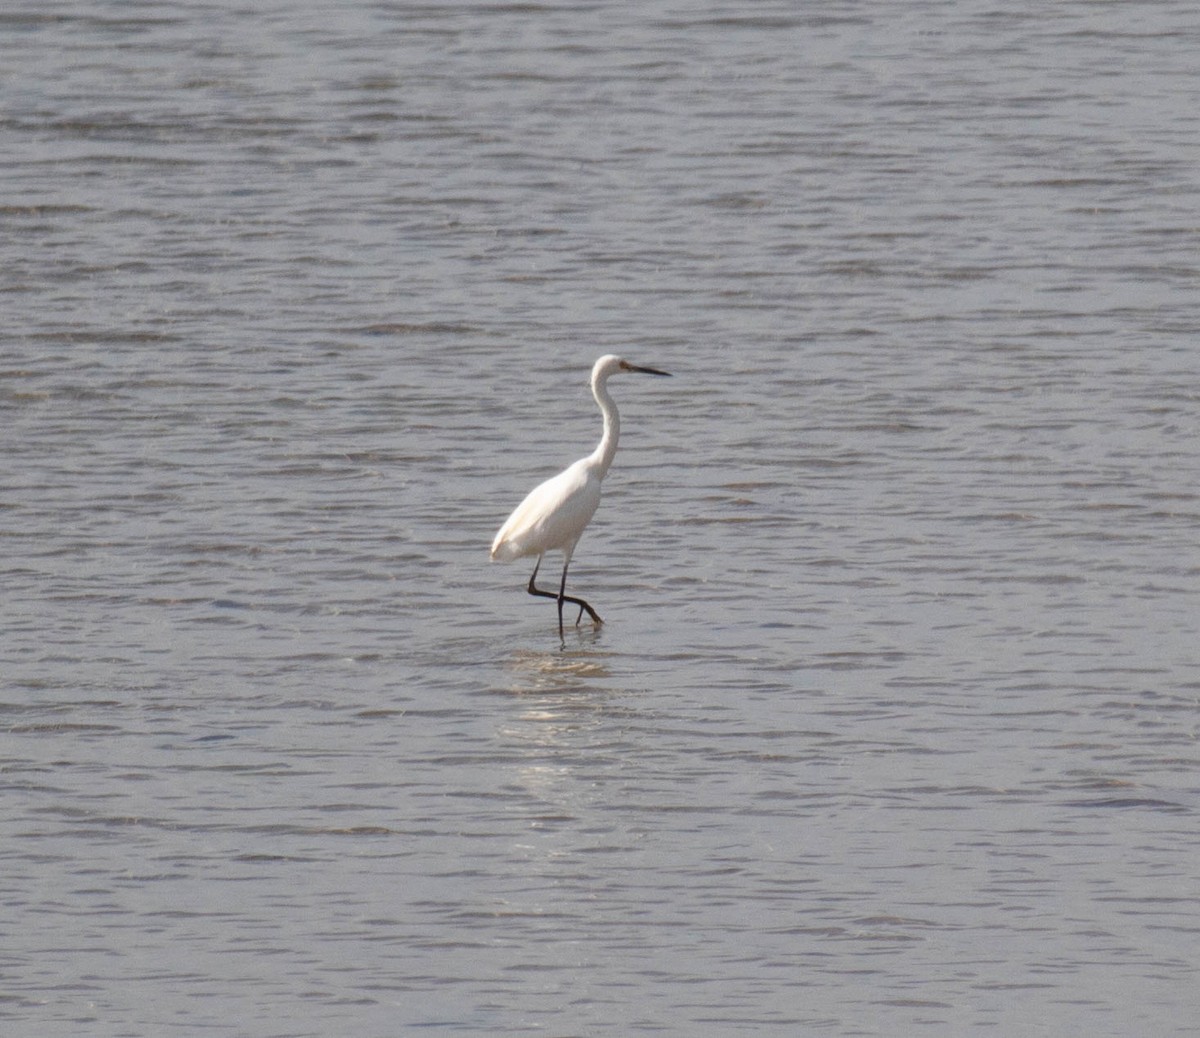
3 1 1199 1034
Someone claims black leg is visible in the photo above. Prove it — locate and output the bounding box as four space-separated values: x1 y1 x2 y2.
556 556 602 630
556 559 569 638
525 556 602 637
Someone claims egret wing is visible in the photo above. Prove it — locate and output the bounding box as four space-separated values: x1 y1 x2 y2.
491 459 601 561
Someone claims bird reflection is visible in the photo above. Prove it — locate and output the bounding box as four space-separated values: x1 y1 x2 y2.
489 643 648 881
501 643 613 697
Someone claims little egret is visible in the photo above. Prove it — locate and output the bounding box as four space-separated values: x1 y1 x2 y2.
491 354 671 637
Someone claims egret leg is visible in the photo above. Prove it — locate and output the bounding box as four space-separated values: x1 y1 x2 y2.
525 556 602 637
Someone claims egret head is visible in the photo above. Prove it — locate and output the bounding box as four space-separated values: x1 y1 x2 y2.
592 354 672 383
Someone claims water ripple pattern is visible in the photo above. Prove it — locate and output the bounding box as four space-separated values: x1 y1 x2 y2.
3 1 1199 1035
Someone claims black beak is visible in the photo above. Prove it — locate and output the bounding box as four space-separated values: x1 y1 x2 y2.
623 363 672 377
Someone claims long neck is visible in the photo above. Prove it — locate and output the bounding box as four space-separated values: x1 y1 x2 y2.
588 374 620 479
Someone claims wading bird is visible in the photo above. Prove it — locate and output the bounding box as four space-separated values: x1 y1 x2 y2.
491 354 671 638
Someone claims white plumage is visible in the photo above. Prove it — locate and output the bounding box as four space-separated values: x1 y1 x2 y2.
491 354 671 637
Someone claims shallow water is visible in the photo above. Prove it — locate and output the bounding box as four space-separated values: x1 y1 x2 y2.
3 1 1200 1034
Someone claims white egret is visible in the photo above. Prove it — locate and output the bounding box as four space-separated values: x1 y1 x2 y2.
491 354 671 637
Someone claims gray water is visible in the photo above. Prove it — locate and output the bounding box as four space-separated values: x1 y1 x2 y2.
3 1 1199 1034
